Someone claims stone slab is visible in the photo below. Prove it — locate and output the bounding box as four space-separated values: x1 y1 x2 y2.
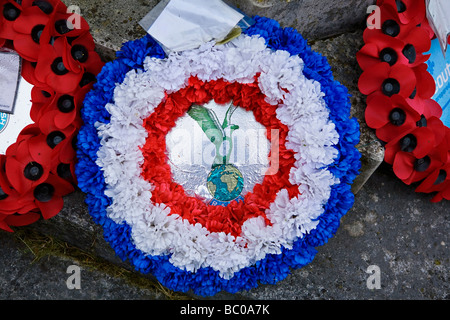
0 230 166 300
309 30 385 194
63 0 376 51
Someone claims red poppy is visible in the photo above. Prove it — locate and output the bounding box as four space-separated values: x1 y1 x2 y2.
412 63 436 101
392 148 445 185
29 84 56 121
384 116 447 163
406 97 443 119
34 36 83 93
378 0 426 26
365 93 421 142
364 3 416 43
0 155 38 217
21 59 48 87
12 5 52 61
4 132 52 194
358 61 416 98
357 30 430 71
415 163 450 194
63 32 104 76
32 172 74 220
34 86 88 130
0 0 22 40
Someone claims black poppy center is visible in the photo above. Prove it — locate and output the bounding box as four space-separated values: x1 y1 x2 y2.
416 115 427 127
382 20 401 37
389 108 406 126
57 163 72 180
71 45 89 63
51 57 69 75
400 134 417 152
380 48 398 66
409 87 417 99
34 183 55 202
79 72 96 87
402 44 416 64
382 78 401 96
57 95 75 113
434 170 447 185
31 24 45 44
32 0 54 14
0 186 8 200
47 131 66 149
3 3 20 21
55 19 73 35
24 162 44 181
396 0 406 13
414 156 431 172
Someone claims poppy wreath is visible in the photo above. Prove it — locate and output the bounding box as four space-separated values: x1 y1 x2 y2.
75 16 361 296
0 0 103 232
357 0 450 202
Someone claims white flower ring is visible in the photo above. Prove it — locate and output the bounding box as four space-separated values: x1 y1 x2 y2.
76 16 361 296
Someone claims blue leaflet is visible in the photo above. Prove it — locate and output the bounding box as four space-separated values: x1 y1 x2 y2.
75 16 361 296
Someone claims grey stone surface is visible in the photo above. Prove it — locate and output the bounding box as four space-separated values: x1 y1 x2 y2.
0 231 165 300
309 30 385 194
63 0 376 51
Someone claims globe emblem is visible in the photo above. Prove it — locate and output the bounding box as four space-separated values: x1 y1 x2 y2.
207 164 244 202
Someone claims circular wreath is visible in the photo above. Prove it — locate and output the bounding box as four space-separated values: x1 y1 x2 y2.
76 16 361 296
357 0 450 202
0 0 103 232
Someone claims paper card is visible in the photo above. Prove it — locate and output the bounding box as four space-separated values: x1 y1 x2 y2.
0 51 21 114
142 0 244 53
426 0 450 57
0 76 33 154
426 38 450 127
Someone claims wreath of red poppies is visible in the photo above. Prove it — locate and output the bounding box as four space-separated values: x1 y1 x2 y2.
0 0 103 231
357 0 450 202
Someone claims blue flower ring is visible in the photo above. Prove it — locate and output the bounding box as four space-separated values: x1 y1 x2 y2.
76 16 361 296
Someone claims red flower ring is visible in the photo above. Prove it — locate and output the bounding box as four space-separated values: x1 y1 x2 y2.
357 0 450 202
141 76 298 237
0 0 103 232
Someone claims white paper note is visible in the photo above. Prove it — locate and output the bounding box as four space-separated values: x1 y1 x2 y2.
146 0 244 52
